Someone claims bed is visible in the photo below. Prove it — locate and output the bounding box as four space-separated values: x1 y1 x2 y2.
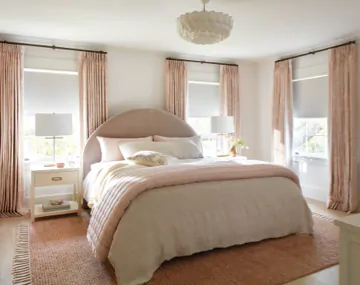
82 108 314 285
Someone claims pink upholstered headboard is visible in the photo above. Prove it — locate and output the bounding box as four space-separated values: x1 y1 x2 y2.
82 108 197 178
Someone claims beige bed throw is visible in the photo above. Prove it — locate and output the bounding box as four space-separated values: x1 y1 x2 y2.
87 162 300 260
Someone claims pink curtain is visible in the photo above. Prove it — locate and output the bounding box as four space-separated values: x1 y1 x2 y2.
0 43 24 217
165 60 187 120
272 60 293 167
79 52 108 147
327 43 358 212
220 65 241 138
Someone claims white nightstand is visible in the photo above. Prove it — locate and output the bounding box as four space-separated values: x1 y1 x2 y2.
30 166 82 222
335 214 360 285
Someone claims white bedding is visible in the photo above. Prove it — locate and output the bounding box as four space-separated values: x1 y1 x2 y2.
83 157 250 206
84 158 313 285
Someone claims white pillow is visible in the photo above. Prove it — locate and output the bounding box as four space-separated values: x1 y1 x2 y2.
119 141 203 160
153 135 203 152
126 151 178 167
97 136 153 162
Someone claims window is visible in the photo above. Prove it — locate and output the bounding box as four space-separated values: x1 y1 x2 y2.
293 118 328 159
292 74 328 159
23 70 80 164
186 82 220 156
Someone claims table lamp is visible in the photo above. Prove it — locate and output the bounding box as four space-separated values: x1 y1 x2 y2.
211 116 234 156
35 113 73 166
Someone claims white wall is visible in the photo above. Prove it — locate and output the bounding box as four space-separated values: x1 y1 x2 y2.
107 48 165 117
256 59 275 161
237 61 259 159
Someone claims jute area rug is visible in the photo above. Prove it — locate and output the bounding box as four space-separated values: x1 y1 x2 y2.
13 214 339 285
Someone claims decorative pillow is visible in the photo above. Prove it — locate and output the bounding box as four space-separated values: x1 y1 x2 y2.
119 141 203 160
97 136 153 162
153 135 203 152
126 151 178 167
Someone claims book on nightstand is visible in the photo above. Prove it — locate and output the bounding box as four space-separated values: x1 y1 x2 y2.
42 200 71 212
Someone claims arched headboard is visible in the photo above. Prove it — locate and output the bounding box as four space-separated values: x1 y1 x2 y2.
82 108 197 178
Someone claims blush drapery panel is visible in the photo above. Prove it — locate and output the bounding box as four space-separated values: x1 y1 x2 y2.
165 60 187 120
79 52 108 147
220 65 241 138
0 43 24 217
327 43 358 213
272 60 293 167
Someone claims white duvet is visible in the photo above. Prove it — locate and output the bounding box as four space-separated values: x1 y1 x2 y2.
84 159 314 285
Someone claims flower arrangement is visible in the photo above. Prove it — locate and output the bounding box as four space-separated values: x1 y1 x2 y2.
229 136 248 157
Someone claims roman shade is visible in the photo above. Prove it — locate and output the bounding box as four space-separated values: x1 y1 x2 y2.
187 83 220 117
293 76 328 118
24 71 79 116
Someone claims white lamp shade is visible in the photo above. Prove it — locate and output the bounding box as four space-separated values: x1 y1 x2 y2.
35 113 73 136
211 116 234 133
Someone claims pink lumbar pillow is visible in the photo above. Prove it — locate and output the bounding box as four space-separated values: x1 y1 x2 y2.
153 135 203 153
97 136 153 162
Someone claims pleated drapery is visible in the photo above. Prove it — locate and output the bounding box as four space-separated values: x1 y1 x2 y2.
272 60 293 167
164 60 187 120
0 43 25 217
220 65 241 138
79 52 108 147
327 43 358 212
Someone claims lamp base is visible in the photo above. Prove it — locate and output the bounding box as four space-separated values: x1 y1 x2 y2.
216 154 230 157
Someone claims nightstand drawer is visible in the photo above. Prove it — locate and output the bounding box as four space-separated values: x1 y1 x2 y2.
34 171 78 186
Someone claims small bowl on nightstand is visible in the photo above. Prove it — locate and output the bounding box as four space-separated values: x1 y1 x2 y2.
56 162 65 168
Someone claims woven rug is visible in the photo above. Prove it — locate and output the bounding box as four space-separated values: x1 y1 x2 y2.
13 214 339 285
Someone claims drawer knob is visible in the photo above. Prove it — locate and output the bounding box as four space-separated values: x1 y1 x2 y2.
52 177 63 181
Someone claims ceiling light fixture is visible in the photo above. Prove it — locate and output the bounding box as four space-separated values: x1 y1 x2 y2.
178 0 233 45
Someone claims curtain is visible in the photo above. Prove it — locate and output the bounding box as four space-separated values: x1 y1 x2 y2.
220 65 241 138
327 43 358 212
0 43 24 217
79 52 108 147
165 60 187 120
272 60 293 167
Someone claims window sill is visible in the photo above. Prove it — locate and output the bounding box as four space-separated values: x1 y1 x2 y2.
293 155 328 163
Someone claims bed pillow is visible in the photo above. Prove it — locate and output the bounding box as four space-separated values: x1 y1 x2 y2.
119 141 203 160
153 135 203 152
97 136 153 162
126 151 178 167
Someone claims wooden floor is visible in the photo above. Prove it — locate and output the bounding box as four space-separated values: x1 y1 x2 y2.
0 199 350 285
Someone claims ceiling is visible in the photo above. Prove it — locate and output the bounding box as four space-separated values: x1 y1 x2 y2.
1 0 360 60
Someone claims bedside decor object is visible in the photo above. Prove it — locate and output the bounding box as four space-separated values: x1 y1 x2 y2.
211 116 234 156
229 136 248 157
35 113 73 165
43 200 71 212
30 166 81 221
56 162 65 168
178 0 233 45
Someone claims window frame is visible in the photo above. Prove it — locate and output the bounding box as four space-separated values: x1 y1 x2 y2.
293 117 328 160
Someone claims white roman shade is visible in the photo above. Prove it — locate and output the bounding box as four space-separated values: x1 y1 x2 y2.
188 83 220 117
292 51 328 118
293 76 328 118
24 71 79 116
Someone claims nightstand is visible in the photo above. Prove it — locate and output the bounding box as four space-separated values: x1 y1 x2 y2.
30 166 81 222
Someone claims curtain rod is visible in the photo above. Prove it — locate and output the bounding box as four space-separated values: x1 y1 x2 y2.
166 57 238 67
0 40 107 54
276 40 356 63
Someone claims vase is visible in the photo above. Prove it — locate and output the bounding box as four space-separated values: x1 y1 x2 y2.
230 145 237 157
